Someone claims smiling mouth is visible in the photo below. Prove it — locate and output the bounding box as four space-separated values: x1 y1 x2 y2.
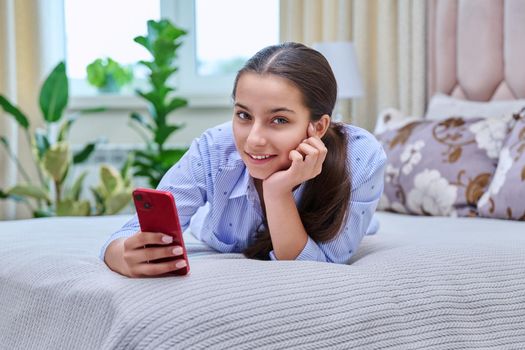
246 153 277 160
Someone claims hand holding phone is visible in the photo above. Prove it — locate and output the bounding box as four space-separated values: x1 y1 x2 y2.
132 188 190 276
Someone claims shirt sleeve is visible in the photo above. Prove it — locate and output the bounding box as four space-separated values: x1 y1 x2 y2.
98 132 213 261
269 135 387 264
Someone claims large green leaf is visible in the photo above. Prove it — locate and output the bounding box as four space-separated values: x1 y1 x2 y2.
0 95 30 129
151 67 178 87
154 125 181 146
166 97 187 114
137 90 163 113
137 60 154 71
69 170 88 201
43 142 70 182
134 36 151 53
100 165 121 195
105 191 132 215
7 184 51 202
56 199 91 216
39 62 69 123
160 148 187 168
73 143 96 164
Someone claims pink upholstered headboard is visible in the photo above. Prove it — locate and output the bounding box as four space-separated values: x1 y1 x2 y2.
427 0 525 102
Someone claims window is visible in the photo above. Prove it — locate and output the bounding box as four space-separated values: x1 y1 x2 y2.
64 0 161 96
195 0 279 77
64 0 279 104
164 0 279 102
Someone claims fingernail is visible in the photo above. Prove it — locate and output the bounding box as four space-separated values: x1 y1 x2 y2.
162 235 173 243
176 260 187 269
172 246 183 255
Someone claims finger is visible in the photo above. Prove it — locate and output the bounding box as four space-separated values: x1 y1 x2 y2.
127 245 184 265
297 143 320 158
286 150 305 176
124 231 174 251
303 136 326 151
307 123 316 138
299 143 326 178
302 137 328 169
289 149 304 163
137 258 188 277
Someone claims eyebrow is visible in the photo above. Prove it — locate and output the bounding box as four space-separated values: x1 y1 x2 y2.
234 103 296 115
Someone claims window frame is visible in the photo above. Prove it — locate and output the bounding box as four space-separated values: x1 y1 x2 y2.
161 0 236 104
67 0 277 109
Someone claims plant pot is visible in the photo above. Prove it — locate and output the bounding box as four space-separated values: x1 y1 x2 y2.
98 75 120 94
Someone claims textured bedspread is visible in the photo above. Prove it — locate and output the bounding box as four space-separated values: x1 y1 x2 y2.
1 213 524 349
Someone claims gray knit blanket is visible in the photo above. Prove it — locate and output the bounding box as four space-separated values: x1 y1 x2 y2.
1 213 524 349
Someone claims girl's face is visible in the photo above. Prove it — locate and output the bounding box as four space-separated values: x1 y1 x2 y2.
232 72 312 180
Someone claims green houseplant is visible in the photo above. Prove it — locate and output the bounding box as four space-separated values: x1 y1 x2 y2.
0 62 132 217
129 19 188 188
87 57 133 93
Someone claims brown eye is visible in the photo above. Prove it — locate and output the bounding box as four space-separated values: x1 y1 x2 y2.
237 112 250 120
272 117 288 125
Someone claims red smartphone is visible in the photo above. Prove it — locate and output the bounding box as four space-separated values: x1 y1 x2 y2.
132 188 189 276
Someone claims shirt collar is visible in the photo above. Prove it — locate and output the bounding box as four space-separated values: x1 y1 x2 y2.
229 166 251 199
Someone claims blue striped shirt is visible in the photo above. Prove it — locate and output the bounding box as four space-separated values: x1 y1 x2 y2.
100 121 386 264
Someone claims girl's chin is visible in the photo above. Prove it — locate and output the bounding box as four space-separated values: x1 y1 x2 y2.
247 169 272 181
246 163 292 181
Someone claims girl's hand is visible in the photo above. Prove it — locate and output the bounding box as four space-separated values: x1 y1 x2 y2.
117 231 187 278
263 123 328 195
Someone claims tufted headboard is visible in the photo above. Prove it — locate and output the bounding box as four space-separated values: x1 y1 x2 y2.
427 0 525 102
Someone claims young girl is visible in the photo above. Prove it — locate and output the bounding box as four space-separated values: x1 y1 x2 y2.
102 42 386 278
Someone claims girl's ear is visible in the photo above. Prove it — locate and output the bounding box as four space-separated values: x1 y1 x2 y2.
313 114 331 138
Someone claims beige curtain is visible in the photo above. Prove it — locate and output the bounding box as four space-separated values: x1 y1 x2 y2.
0 0 18 219
280 0 426 131
0 0 65 219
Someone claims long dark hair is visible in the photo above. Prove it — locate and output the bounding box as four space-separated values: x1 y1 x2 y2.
232 42 351 260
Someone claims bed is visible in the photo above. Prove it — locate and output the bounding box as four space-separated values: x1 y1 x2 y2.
1 213 524 349
2 1 525 349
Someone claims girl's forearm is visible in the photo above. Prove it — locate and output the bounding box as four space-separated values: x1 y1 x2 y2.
263 191 308 260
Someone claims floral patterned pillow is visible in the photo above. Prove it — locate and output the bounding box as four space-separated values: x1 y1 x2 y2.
478 112 525 220
376 116 512 216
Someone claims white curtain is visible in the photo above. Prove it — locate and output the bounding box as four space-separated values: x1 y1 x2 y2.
280 0 426 131
0 0 65 219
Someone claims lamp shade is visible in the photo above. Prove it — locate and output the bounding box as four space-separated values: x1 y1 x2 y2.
312 41 364 98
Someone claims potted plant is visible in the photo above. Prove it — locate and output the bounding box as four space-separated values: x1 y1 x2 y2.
129 19 188 188
0 62 132 217
86 57 133 93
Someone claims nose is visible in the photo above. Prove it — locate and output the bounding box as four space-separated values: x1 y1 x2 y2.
246 122 267 147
